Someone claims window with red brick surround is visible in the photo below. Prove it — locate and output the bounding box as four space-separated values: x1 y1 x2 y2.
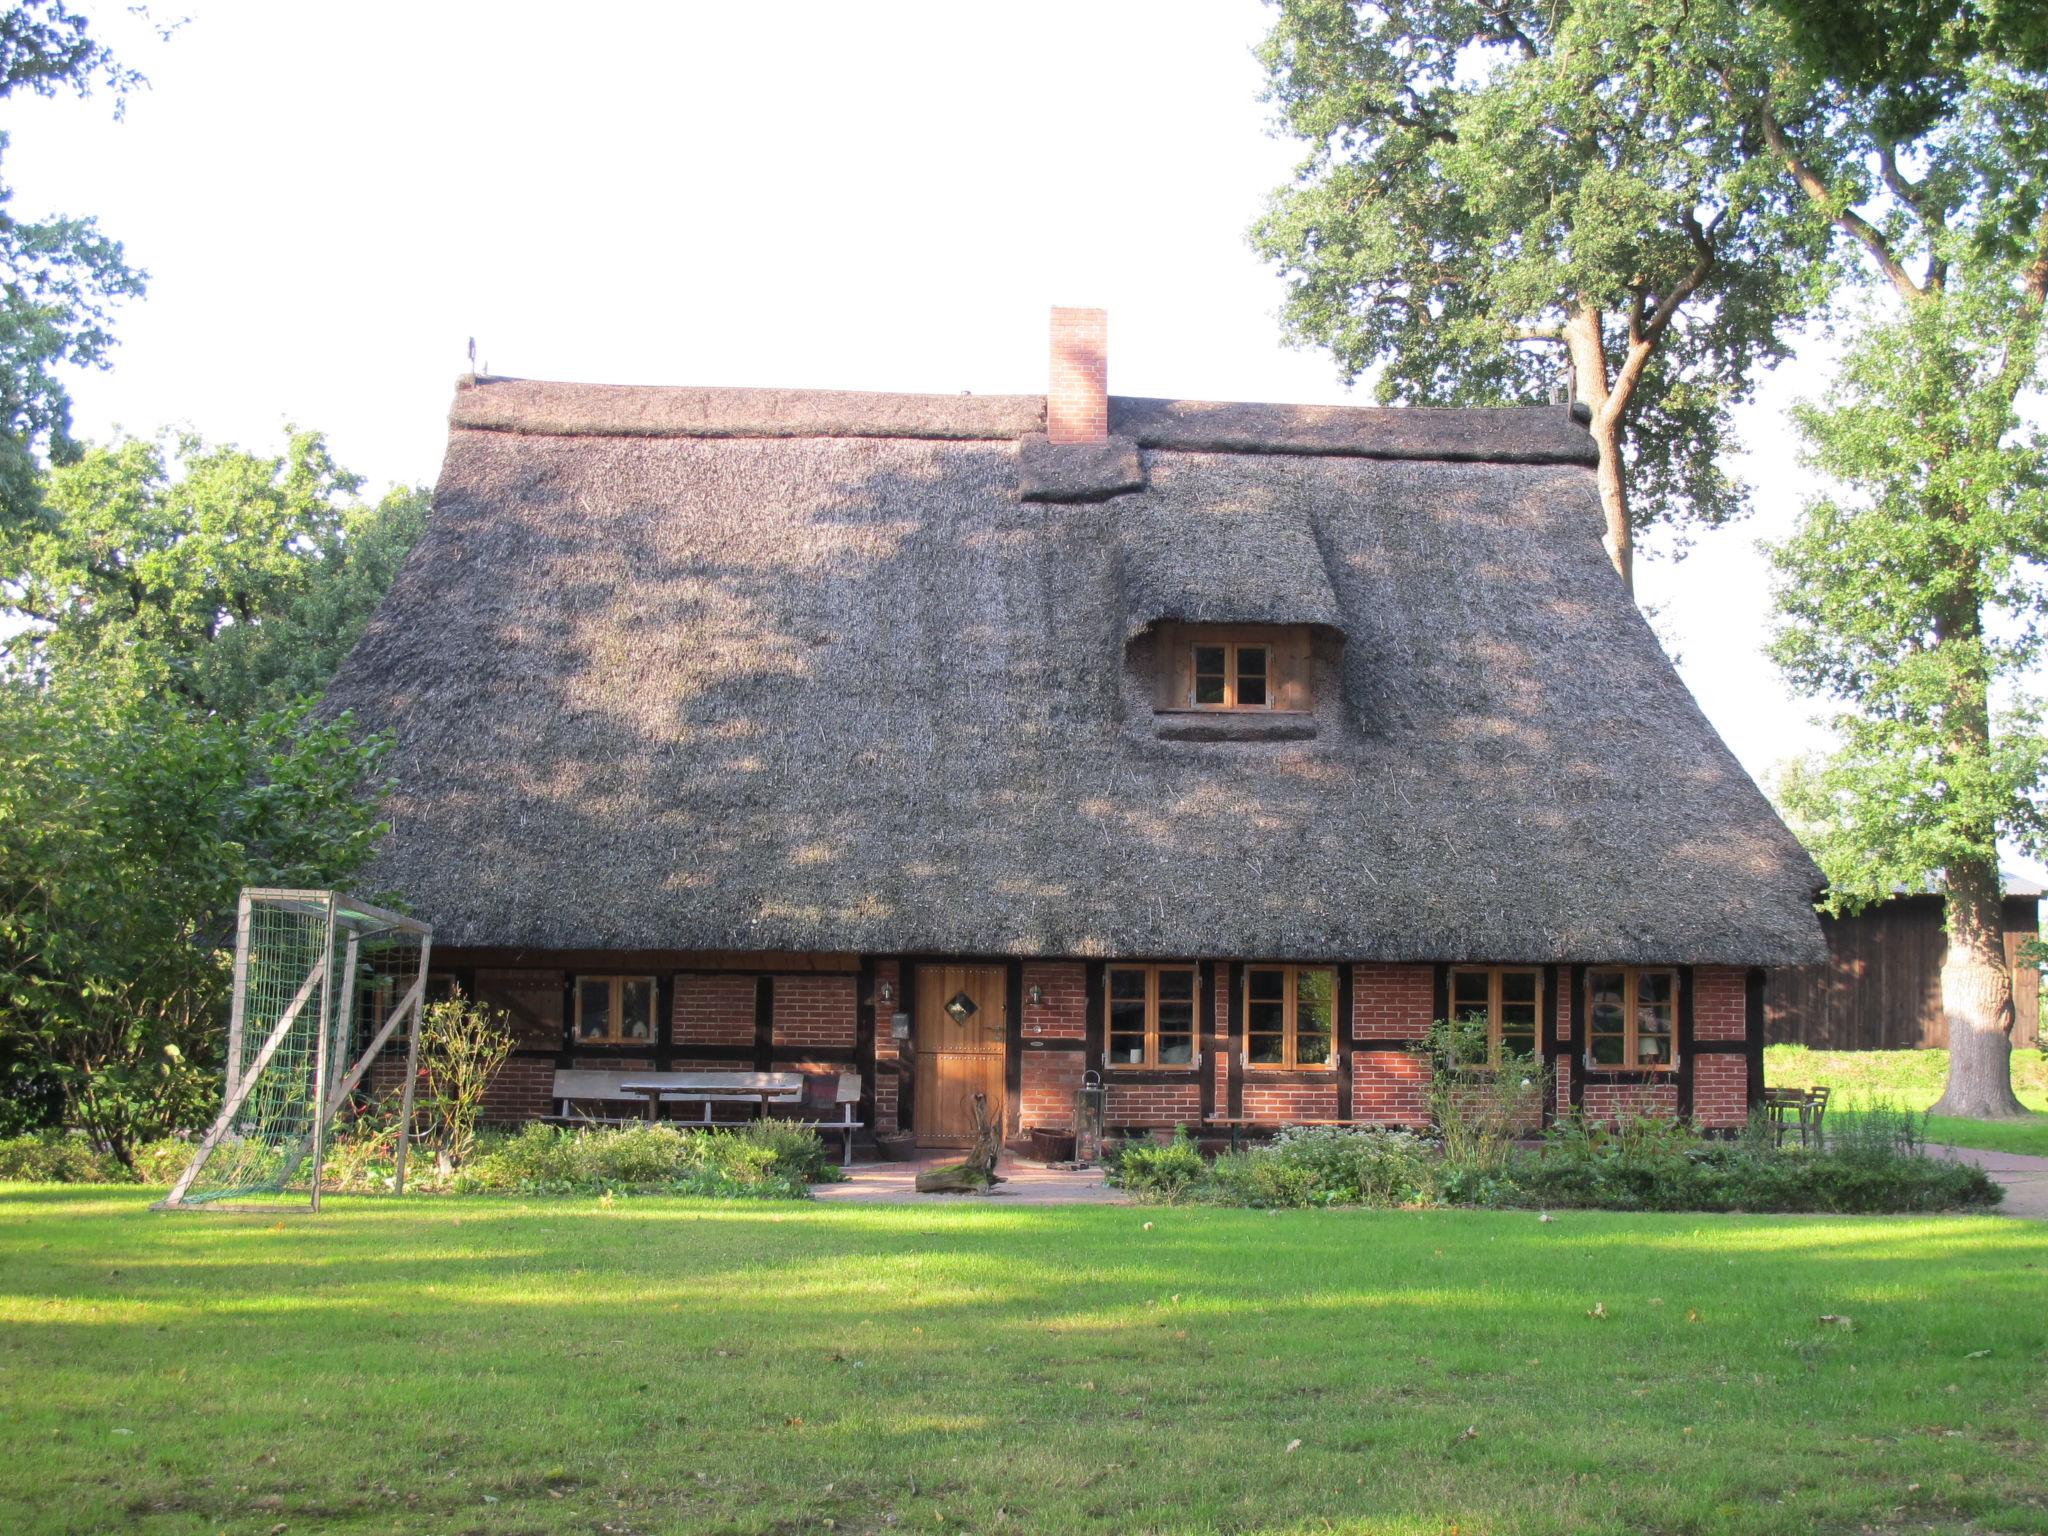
1586 967 1677 1070
1105 965 1199 1069
1448 966 1543 1065
1244 965 1337 1069
574 975 657 1044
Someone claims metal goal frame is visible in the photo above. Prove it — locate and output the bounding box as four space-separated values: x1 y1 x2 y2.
154 888 434 1212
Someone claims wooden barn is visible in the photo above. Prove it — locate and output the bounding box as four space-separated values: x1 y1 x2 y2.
1764 879 2041 1051
322 309 1826 1151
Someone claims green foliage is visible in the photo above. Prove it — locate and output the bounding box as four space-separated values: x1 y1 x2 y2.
0 1130 189 1184
1505 1112 2000 1213
0 678 390 1165
1207 1125 1437 1209
1105 1125 1207 1204
1768 0 2048 139
1252 0 1836 545
0 3 149 529
4 429 429 715
415 989 513 1170
1769 295 2048 908
448 1122 832 1199
1414 1017 1552 1174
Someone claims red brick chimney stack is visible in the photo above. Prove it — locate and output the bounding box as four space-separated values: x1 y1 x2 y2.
1047 306 1108 444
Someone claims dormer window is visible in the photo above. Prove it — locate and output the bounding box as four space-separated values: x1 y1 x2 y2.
1193 641 1269 708
1158 624 1310 714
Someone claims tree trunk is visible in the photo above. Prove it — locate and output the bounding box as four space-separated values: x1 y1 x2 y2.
1563 304 1632 593
1931 859 2029 1118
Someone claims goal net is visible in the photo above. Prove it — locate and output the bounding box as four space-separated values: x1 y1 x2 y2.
155 889 433 1211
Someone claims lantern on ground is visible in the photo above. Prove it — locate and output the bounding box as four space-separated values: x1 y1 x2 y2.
1073 1070 1107 1165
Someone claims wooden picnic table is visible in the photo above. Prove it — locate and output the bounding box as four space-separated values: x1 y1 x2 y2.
619 1081 778 1125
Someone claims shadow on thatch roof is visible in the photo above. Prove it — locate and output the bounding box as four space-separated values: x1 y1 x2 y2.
323 377 1825 966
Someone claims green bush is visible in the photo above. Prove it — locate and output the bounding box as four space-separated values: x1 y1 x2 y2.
450 1121 833 1199
1211 1125 1437 1208
0 1131 117 1182
0 1132 191 1184
1107 1126 1207 1203
1503 1112 2000 1214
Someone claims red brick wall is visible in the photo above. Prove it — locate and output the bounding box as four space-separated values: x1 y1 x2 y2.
482 1056 556 1123
676 974 755 1048
1352 962 1434 1041
773 975 855 1051
1048 306 1108 443
1105 1078 1203 1129
1347 962 1432 1126
1352 1052 1429 1126
1242 1076 1340 1122
1019 962 1088 1130
1694 1055 1748 1129
1695 967 1746 1040
1021 1049 1086 1131
1580 1080 1681 1121
1021 962 1087 1040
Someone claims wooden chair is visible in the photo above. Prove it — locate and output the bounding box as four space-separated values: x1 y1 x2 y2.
1805 1085 1831 1148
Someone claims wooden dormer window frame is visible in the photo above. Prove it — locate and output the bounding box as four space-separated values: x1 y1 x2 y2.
1156 623 1312 714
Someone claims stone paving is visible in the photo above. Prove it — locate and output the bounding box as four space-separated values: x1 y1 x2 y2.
812 1154 1129 1205
1924 1143 2048 1220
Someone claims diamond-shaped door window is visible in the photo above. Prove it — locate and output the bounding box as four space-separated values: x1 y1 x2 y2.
944 991 979 1024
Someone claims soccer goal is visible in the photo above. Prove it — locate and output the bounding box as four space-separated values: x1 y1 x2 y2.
155 889 434 1212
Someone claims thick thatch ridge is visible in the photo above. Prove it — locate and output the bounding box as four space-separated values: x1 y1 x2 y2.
324 377 1824 964
447 376 1599 464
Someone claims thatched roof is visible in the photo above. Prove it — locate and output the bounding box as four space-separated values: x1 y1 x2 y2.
324 377 1825 965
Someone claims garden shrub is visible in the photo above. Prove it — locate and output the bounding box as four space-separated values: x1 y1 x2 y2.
1208 1125 1437 1208
1504 1112 2000 1214
0 1131 191 1184
451 1121 833 1198
1107 1126 1206 1203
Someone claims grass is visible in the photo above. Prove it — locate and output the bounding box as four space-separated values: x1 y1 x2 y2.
1766 1045 2048 1156
2 1189 2045 1535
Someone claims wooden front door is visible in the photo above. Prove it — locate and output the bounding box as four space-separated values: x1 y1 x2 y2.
914 964 1007 1146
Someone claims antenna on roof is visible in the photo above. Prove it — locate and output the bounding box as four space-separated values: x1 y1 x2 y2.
468 337 478 377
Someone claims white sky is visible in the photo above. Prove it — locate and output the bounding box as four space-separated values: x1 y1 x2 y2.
10 0 1989 864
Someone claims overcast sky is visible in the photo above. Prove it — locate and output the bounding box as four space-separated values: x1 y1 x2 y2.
9 0 1930 854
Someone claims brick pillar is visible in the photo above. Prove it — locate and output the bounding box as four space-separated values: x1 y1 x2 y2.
1048 306 1107 444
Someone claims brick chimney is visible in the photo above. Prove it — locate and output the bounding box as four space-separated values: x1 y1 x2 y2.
1047 306 1108 444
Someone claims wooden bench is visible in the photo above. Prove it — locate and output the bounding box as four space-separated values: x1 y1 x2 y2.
788 1071 865 1163
547 1069 804 1126
547 1069 865 1160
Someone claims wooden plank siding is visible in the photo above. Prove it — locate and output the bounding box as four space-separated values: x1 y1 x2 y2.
1764 894 2040 1050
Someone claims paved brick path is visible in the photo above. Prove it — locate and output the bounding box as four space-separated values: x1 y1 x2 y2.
813 1155 1129 1205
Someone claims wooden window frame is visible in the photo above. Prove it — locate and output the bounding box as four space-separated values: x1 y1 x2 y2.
1156 623 1312 714
1584 966 1678 1072
1191 640 1272 711
1446 965 1545 1067
574 974 659 1045
1241 964 1339 1071
1104 964 1201 1071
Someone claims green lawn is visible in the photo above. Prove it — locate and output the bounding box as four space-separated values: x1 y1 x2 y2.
2 1189 2044 1535
1766 1045 2048 1156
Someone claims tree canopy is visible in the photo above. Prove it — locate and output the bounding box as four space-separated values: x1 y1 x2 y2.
0 1 147 527
1253 0 1837 587
4 429 429 715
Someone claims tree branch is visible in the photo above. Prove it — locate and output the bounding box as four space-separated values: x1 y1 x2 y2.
1753 97 1924 302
